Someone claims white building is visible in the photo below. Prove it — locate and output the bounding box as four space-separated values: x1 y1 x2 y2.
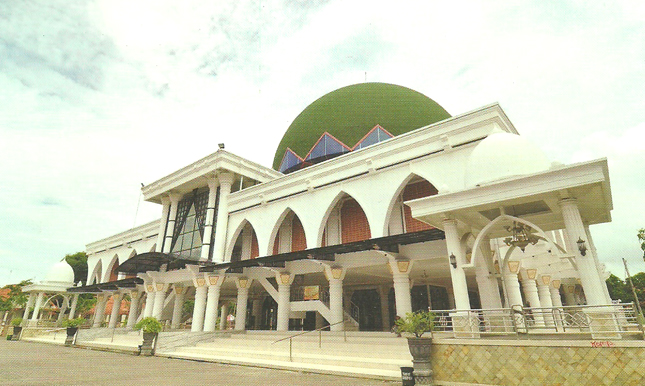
64 82 613 334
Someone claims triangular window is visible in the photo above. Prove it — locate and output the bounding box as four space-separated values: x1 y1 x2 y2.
279 148 304 173
353 125 394 150
304 133 350 163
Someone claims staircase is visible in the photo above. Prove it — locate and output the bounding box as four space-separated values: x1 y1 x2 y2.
157 330 411 380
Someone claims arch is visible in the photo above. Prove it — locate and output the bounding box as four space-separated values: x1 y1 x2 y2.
383 173 439 236
267 207 308 255
103 254 120 283
470 214 562 269
149 243 157 253
88 260 102 285
225 219 260 263
317 191 372 247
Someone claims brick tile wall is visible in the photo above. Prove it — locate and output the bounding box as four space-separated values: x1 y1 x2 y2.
341 198 371 243
402 180 438 233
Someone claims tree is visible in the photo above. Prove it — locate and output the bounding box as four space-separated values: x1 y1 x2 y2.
638 228 645 261
0 280 33 313
606 273 645 312
64 252 88 285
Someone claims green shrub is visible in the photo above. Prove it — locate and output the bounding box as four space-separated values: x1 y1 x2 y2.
134 317 163 334
10 318 22 327
62 317 86 328
394 311 435 338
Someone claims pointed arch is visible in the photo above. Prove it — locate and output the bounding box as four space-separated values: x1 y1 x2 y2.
383 173 439 236
268 207 308 255
104 254 120 283
149 243 157 253
318 191 371 247
471 214 563 269
226 219 260 263
89 260 102 285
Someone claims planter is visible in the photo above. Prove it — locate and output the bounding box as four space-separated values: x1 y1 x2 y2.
407 337 433 385
140 332 157 356
6 335 12 340
65 327 79 346
11 326 22 341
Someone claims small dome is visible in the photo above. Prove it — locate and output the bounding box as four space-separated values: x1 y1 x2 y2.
43 260 75 284
465 129 551 187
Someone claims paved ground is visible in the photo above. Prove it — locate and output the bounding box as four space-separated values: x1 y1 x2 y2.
0 339 398 386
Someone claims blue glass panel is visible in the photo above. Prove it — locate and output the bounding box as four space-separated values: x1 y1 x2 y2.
279 149 302 173
305 134 348 161
355 127 393 150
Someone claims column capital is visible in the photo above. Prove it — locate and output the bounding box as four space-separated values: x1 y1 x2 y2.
160 196 171 206
207 274 225 287
324 266 346 281
167 192 182 204
193 277 207 288
173 285 186 295
276 272 294 286
217 172 235 187
206 176 220 190
538 275 551 286
235 277 252 289
388 258 413 275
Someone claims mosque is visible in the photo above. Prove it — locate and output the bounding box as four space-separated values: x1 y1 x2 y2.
20 83 644 384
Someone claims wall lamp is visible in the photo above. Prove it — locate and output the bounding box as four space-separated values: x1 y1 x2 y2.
576 237 587 256
449 253 457 269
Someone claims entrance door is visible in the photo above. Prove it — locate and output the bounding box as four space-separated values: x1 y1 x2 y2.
350 289 382 331
261 296 278 330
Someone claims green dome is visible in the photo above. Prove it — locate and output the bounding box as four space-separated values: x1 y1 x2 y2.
273 82 451 170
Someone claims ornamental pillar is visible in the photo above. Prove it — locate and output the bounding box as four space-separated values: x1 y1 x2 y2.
325 266 346 331
442 219 471 310
520 269 544 326
31 292 46 323
126 291 141 329
108 293 122 328
388 258 413 317
152 283 168 320
200 178 220 261
68 294 80 320
92 294 108 328
584 224 612 303
276 272 294 331
559 198 606 305
143 285 155 318
502 261 523 308
204 275 225 331
537 275 555 327
163 194 182 253
156 197 171 252
212 173 235 263
23 293 36 320
475 238 503 310
235 278 252 331
191 278 208 332
171 285 186 329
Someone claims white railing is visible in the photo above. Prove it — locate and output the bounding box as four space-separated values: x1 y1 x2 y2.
430 303 644 339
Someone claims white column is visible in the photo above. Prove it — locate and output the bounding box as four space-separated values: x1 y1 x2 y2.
475 238 503 310
389 259 413 317
204 275 225 331
152 284 167 320
325 266 346 331
156 197 171 252
108 293 122 328
171 286 186 329
276 272 293 331
584 224 612 303
68 294 80 320
163 194 182 253
212 173 234 263
23 293 36 320
191 279 208 332
200 178 220 261
520 270 544 326
235 278 252 331
127 291 141 329
502 262 523 308
550 280 564 307
537 275 555 327
143 287 155 318
219 303 229 330
559 198 606 305
92 294 108 328
442 219 471 310
31 292 45 323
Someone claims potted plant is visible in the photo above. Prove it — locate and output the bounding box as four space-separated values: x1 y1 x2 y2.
134 317 162 356
10 318 23 341
394 311 436 385
61 318 85 346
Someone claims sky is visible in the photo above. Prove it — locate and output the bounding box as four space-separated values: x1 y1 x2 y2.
0 0 644 286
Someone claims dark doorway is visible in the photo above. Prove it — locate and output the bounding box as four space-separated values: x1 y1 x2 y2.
351 289 383 331
261 296 278 330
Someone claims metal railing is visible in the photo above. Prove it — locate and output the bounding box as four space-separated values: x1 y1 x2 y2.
271 320 347 361
431 303 644 339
